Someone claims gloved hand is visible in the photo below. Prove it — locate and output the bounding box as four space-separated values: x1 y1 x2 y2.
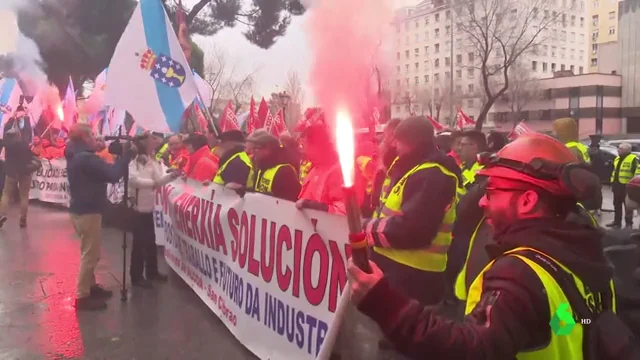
295 199 329 212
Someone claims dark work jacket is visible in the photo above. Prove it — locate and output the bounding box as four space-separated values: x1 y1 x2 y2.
358 218 612 359
218 145 251 186
3 137 36 178
250 147 300 202
65 140 131 215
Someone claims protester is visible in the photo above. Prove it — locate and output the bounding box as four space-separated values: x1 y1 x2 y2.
128 134 181 288
0 127 38 228
66 123 133 311
212 130 252 188
164 134 189 169
246 129 300 202
95 139 114 164
363 116 461 305
448 130 463 165
40 138 54 159
279 131 301 175
4 106 32 143
296 123 348 214
552 117 591 163
31 136 44 157
182 133 218 182
46 138 66 159
348 133 621 359
486 131 507 153
608 142 638 228
459 130 486 188
206 124 219 156
371 118 401 216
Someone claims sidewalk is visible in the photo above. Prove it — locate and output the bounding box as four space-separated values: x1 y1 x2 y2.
0 204 256 360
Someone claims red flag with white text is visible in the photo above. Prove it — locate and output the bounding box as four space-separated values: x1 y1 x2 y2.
427 115 446 132
220 100 240 132
271 108 286 136
456 108 476 130
508 120 535 141
257 98 269 129
246 97 258 134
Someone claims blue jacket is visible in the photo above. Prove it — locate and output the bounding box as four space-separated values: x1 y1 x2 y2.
65 140 131 215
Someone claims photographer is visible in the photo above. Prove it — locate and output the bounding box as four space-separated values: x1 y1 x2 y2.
128 134 181 288
65 123 133 311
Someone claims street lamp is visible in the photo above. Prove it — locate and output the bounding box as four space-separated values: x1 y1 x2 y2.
278 91 291 128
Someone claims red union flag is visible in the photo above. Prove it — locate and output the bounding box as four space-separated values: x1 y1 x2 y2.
508 120 534 140
220 100 239 132
456 108 476 130
427 115 446 132
263 109 274 133
246 97 258 134
271 108 286 136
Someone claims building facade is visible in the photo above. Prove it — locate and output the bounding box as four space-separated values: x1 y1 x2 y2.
588 0 622 72
618 0 640 132
390 0 590 125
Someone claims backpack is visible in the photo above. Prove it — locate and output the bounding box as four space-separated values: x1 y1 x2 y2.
509 249 640 360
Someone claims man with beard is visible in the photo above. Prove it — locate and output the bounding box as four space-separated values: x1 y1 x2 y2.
347 133 625 359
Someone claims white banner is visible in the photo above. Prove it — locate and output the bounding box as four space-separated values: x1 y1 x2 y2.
29 158 124 206
154 181 352 360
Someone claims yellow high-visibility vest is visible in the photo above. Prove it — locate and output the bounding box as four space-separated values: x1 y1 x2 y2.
566 141 591 164
254 164 295 194
155 143 168 161
461 161 485 188
454 216 486 301
610 154 638 184
357 156 374 194
374 162 459 272
466 246 616 360
373 157 399 218
299 160 312 184
213 151 253 186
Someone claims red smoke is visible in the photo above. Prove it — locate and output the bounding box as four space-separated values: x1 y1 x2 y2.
305 0 392 130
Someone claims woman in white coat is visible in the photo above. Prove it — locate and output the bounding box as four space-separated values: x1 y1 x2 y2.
128 134 181 288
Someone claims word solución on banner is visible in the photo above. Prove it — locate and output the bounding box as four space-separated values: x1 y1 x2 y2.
157 183 351 358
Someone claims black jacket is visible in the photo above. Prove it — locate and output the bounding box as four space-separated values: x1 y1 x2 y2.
218 145 251 186
250 147 301 202
359 218 612 359
65 140 130 215
3 137 36 178
363 147 462 250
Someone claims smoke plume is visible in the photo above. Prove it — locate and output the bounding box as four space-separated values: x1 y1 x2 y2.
0 1 48 97
305 0 393 129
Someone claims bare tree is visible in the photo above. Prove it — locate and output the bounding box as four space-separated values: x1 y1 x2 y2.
506 62 542 125
455 0 565 129
392 81 418 117
284 70 305 127
203 45 258 113
203 46 228 110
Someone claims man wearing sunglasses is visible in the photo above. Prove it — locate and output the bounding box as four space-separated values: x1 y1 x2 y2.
348 133 626 359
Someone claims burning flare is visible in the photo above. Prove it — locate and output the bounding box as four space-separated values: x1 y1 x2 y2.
336 109 355 187
56 105 64 122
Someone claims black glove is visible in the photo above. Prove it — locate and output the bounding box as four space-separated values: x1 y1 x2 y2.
298 199 329 212
233 187 247 198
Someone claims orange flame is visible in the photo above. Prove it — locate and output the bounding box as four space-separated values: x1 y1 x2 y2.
56 105 64 122
336 109 355 188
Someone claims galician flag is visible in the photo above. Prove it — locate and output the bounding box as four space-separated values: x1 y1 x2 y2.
106 0 199 133
0 78 23 137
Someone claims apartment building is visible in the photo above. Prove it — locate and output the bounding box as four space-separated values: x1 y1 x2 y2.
391 0 590 124
588 0 622 72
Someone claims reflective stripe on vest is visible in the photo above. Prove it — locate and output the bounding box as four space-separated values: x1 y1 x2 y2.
461 162 485 188
465 246 616 360
566 141 591 164
454 216 485 301
213 151 253 186
357 156 374 194
610 154 637 184
155 143 168 161
373 157 400 218
373 162 459 272
254 164 294 194
300 161 312 184
210 146 217 156
577 203 599 228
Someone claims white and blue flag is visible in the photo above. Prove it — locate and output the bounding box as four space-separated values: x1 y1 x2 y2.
106 0 198 133
0 77 23 137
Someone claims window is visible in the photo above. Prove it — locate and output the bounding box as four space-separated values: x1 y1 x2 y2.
560 47 566 58
445 41 451 51
405 64 409 73
455 84 462 93
415 76 419 84
544 45 549 56
456 69 462 78
446 10 451 20
415 62 419 70
435 28 440 37
551 63 556 71
609 26 616 35
396 66 401 73
445 57 451 66
570 48 575 59
593 0 599 8
425 46 429 53
446 26 451 35
570 32 575 41
561 64 566 71
425 31 429 40
532 61 538 71
445 71 451 79
609 11 615 20
435 43 440 53
511 9 518 20
425 17 429 25
435 13 440 22
435 58 440 67
580 17 585 27
592 43 598 53
424 61 430 68
592 15 598 26
415 48 419 56
467 99 474 108
456 38 462 48
415 21 419 28
434 73 440 82
543 62 548 72
456 54 463 64
580 50 585 60
551 46 557 57
571 15 576 26
591 58 598 66
396 52 401 60
468 52 475 62
592 31 598 40
424 75 429 83
544 10 549 18
579 66 584 74
468 84 474 93
467 68 474 78
435 88 440 97
405 50 409 59
570 65 575 72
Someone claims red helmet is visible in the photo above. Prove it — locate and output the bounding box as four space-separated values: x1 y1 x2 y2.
478 133 579 197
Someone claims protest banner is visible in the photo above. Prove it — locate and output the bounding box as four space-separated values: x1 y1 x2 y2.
154 181 352 360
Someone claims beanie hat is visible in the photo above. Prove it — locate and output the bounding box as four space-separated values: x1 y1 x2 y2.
247 129 280 148
394 116 434 148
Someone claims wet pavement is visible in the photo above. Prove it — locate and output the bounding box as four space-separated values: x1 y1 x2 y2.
0 203 257 360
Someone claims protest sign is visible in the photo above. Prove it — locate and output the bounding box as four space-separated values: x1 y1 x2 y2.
154 181 352 360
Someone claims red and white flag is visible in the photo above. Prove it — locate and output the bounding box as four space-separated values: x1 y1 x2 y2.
508 120 535 141
456 108 476 130
193 100 209 132
219 100 239 132
246 97 259 134
271 108 286 136
257 98 269 129
427 115 446 132
263 109 274 133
